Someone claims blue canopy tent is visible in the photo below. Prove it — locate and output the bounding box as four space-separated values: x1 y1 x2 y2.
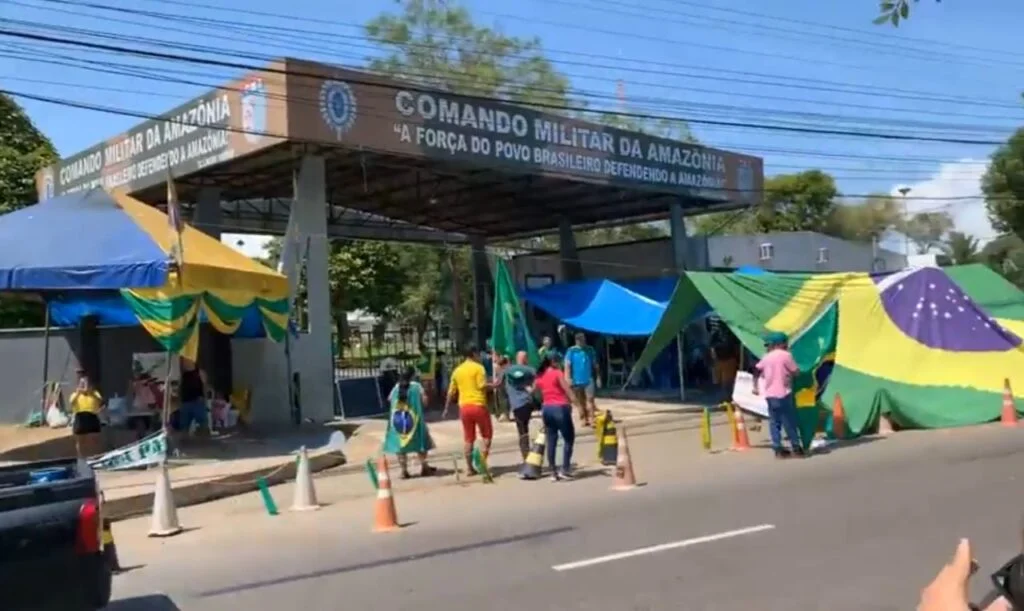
0 190 284 340
521 279 666 336
0 190 289 406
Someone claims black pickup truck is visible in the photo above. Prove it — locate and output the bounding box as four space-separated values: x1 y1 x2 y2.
0 457 113 610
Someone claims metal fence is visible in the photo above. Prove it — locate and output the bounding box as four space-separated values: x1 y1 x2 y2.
336 323 464 378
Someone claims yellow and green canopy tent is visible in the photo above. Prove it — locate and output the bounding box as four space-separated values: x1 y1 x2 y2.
0 189 290 360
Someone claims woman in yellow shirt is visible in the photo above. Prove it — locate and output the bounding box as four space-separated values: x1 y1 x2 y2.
69 372 104 458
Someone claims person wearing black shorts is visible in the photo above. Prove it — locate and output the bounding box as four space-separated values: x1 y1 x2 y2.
69 372 104 458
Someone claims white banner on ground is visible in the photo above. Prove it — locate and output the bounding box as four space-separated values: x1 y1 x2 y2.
732 372 768 419
89 430 168 471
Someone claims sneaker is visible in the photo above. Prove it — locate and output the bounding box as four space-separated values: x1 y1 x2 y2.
773 448 792 459
550 472 561 482
559 469 575 480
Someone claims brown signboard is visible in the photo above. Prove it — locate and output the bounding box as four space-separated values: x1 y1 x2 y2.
284 58 764 205
34 61 289 200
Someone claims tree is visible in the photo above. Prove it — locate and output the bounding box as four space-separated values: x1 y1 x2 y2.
691 170 839 235
264 237 411 330
507 221 668 251
979 234 1024 288
873 0 941 27
594 112 697 145
901 211 954 254
943 231 979 265
824 195 902 243
982 128 1024 241
365 0 576 342
0 94 58 328
366 0 571 106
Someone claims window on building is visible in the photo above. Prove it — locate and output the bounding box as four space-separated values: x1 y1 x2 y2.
759 243 774 261
817 247 829 264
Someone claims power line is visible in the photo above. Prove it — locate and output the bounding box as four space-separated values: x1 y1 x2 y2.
8 84 1012 204
18 0 1024 113
0 27 1014 147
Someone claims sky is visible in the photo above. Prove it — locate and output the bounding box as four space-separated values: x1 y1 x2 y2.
2 0 1023 259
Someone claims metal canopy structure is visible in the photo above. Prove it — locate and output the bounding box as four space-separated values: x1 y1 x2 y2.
31 56 767 425
35 57 765 240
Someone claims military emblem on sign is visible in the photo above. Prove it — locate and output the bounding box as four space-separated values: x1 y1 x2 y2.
241 78 268 144
736 159 755 202
391 401 419 449
319 80 358 140
40 167 55 201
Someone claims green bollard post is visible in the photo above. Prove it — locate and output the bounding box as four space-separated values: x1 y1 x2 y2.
257 477 279 516
365 457 379 490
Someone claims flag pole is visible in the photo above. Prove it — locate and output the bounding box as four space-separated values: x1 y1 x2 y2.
162 170 184 444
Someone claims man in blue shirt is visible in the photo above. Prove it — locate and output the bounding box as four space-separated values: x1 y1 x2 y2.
565 332 599 427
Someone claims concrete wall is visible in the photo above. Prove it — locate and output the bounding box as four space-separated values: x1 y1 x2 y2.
0 325 307 426
0 326 164 425
512 237 710 284
511 232 905 283
707 232 905 273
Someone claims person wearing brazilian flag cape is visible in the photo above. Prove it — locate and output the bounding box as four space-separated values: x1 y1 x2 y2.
382 367 439 479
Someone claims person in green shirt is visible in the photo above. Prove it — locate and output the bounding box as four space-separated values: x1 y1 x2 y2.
503 351 537 462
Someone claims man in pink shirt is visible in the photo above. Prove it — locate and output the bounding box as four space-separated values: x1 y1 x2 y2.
752 331 805 459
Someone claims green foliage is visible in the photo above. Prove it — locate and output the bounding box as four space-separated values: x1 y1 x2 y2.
873 0 940 27
0 94 58 329
365 0 571 107
593 111 697 144
978 234 1024 288
824 194 903 243
943 231 979 265
691 170 839 235
506 222 668 251
901 211 955 254
982 127 1024 240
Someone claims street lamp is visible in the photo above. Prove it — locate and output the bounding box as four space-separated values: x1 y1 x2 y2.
898 187 912 259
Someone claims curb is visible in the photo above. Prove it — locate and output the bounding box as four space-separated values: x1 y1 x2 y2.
105 451 346 523
105 409 715 522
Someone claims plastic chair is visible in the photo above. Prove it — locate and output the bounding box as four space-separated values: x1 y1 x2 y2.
607 358 628 387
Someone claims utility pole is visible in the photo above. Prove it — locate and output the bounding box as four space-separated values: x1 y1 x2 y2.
898 187 912 259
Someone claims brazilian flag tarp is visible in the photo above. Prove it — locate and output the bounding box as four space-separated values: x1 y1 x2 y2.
631 267 1024 439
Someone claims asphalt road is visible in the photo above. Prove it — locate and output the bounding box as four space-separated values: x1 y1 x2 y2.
106 424 1024 611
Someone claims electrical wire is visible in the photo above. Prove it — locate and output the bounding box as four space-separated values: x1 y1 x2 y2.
0 27 1015 147
14 0 1024 113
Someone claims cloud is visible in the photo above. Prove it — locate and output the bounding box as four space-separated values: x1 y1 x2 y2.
890 158 994 242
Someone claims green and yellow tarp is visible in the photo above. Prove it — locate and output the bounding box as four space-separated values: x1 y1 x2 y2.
633 267 1024 438
0 188 289 361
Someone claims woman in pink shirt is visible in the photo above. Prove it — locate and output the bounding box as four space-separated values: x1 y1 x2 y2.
534 352 578 481
752 331 805 459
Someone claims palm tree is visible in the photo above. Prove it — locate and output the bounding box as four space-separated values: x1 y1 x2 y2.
943 231 979 265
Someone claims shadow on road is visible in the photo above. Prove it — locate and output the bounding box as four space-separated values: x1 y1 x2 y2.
195 525 576 598
106 594 182 610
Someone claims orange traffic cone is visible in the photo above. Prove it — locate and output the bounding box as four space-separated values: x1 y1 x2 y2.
832 394 848 440
372 455 400 533
1001 378 1018 427
731 409 751 451
611 426 637 491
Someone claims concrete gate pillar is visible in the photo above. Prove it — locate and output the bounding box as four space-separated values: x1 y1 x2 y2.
668 200 689 401
470 235 492 350
193 187 232 399
669 200 688 273
291 154 335 423
558 218 583 282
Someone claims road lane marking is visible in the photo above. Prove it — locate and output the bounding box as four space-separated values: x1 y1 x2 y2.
551 523 776 572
